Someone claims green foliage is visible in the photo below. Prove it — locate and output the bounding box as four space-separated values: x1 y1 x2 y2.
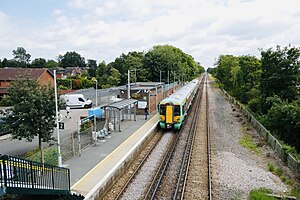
12 47 31 66
143 45 203 83
249 188 275 200
59 51 86 68
31 58 46 68
264 97 300 152
112 51 145 85
25 147 58 166
260 45 300 102
3 76 56 163
291 186 300 199
267 162 296 187
239 134 260 154
87 59 97 77
58 85 68 90
45 59 58 68
214 45 300 155
0 97 12 106
274 167 283 177
267 162 275 172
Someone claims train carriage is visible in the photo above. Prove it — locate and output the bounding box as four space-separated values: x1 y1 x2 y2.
159 78 200 130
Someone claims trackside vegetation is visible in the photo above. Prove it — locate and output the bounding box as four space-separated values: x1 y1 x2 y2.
210 45 300 155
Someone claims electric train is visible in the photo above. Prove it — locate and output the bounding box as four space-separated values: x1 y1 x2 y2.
158 78 200 130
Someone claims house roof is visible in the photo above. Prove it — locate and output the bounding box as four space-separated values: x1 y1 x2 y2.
0 68 53 81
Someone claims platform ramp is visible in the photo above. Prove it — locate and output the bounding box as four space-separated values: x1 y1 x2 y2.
0 154 70 197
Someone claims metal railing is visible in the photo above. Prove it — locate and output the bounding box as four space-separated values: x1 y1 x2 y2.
0 154 70 195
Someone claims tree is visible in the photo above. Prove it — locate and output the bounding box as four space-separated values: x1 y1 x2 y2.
214 55 239 90
87 59 97 77
260 45 300 102
31 58 46 68
59 51 86 68
112 52 146 85
98 64 121 88
12 47 31 67
45 59 59 68
3 77 56 164
264 96 300 152
1 58 8 68
143 45 202 83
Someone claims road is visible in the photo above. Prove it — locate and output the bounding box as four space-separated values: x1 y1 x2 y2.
0 108 88 156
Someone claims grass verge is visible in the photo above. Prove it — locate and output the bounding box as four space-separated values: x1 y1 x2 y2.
239 134 260 154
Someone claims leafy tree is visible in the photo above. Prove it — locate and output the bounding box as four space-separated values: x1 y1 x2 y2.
45 59 58 68
98 66 121 88
31 58 46 68
112 52 146 85
264 96 300 152
1 58 8 68
12 47 31 67
59 51 86 68
214 55 239 90
260 45 300 102
6 59 21 68
3 77 56 164
143 45 202 83
87 59 97 77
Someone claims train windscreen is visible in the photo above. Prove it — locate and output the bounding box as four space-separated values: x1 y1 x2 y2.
160 104 166 115
174 105 180 116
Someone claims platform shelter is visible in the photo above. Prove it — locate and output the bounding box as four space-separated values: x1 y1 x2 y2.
102 99 138 132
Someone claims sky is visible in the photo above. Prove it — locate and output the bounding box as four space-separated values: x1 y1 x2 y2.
0 0 299 68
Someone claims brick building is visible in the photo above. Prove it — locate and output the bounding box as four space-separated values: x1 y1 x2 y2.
0 68 54 99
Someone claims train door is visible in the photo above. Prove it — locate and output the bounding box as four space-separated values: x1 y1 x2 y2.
165 104 174 125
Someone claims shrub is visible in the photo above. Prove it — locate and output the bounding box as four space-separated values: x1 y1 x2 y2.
249 188 275 200
25 147 59 166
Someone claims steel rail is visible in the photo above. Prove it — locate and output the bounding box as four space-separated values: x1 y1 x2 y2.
145 75 205 200
144 130 181 200
173 75 205 200
114 131 164 200
206 75 212 199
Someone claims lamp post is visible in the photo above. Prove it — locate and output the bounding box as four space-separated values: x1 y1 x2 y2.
54 70 62 167
95 79 98 107
128 70 130 99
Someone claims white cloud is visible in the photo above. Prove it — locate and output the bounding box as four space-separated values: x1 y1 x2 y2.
0 0 299 67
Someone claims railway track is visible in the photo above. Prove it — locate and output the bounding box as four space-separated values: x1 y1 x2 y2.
183 75 212 199
100 129 176 200
145 75 205 199
100 74 213 200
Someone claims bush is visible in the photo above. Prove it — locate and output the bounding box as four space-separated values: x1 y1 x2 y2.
25 147 59 166
0 97 12 106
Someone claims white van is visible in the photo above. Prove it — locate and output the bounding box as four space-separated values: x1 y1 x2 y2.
61 94 93 108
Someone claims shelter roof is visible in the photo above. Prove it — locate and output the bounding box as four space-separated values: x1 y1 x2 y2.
103 99 138 110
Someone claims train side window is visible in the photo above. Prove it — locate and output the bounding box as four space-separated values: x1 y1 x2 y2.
174 105 180 115
160 105 166 114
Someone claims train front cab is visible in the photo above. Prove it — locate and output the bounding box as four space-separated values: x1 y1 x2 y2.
159 102 182 130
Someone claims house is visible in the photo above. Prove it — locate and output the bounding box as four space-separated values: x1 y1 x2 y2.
0 68 54 99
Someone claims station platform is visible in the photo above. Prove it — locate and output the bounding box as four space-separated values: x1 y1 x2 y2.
67 111 159 199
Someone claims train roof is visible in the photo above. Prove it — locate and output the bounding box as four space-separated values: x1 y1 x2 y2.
161 78 199 104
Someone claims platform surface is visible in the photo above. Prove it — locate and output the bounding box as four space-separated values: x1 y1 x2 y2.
68 112 158 196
